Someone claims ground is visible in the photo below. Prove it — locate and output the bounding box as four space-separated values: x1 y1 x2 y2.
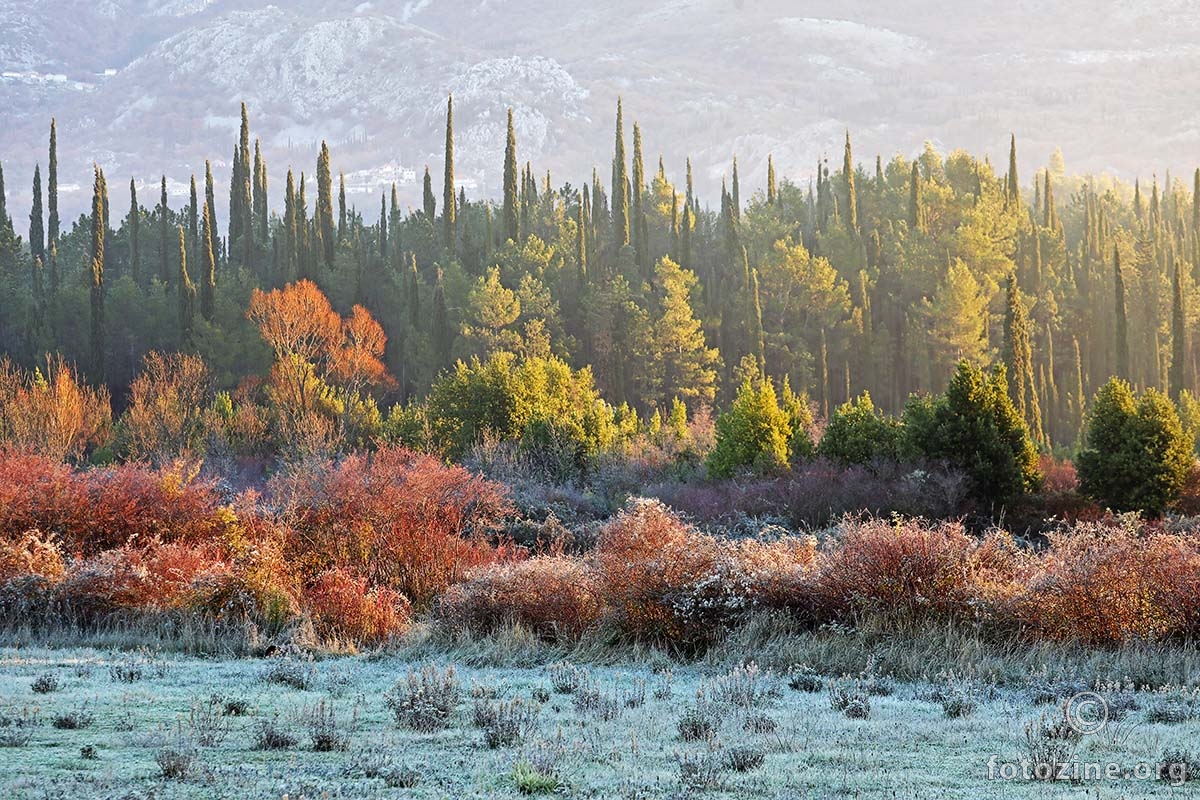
0 644 1197 799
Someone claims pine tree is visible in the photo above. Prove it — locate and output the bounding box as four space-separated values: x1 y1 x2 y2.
1003 274 1043 445
611 99 629 247
200 203 216 322
177 225 195 345
767 154 777 206
843 130 858 233
317 141 334 267
29 164 44 267
442 94 456 251
1171 254 1187 401
89 166 105 382
159 176 170 287
47 119 59 249
1115 245 1130 380
129 179 141 286
503 108 519 243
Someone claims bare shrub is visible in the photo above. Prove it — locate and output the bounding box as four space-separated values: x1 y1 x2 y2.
726 744 765 772
251 716 298 750
0 706 39 746
30 672 60 694
186 695 231 747
305 698 353 752
828 677 871 719
702 662 781 708
384 663 460 732
259 658 315 690
474 697 540 748
547 661 586 694
677 705 716 742
675 748 726 790
1020 704 1083 781
52 702 94 730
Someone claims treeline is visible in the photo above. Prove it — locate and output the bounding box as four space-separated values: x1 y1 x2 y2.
1 100 1199 459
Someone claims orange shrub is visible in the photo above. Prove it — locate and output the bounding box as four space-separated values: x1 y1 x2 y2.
305 567 412 646
0 530 65 583
814 517 1025 620
1011 521 1200 644
271 446 517 607
436 556 603 640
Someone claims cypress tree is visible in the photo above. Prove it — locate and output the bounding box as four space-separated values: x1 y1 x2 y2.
843 130 858 232
29 164 44 267
187 175 199 260
200 202 216 322
255 144 268 244
1006 134 1019 205
611 99 629 247
1115 245 1130 380
767 154 777 206
0 161 7 235
432 269 450 367
731 156 741 220
1043 170 1058 230
1134 179 1144 223
422 166 436 221
750 267 765 372
129 179 141 286
317 141 334 267
442 94 456 251
47 119 59 249
229 144 242 257
159 176 170 287
1003 274 1043 445
631 122 646 268
908 162 926 234
1072 336 1086 429
577 193 588 282
338 172 347 244
377 190 387 259
48 240 58 296
177 225 195 345
204 161 218 264
680 203 692 270
686 157 696 215
407 254 421 323
875 155 884 191
89 166 105 381
1171 254 1187 401
502 109 518 243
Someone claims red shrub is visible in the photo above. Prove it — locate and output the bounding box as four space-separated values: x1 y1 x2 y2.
1039 456 1079 494
270 446 517 607
436 556 603 640
814 517 1025 620
305 567 412 646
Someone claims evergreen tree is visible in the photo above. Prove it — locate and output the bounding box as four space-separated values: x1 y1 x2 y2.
200 203 216 322
650 257 719 408
317 141 334 268
1003 274 1044 445
159 176 170 287
376 190 386 260
443 94 456 252
611 99 629 247
1006 134 1020 205
1171 256 1187 401
89 166 105 382
422 166 436 221
631 122 646 270
767 154 777 206
731 156 741 221
129 179 141 286
47 119 59 249
843 130 858 233
1115 245 1130 380
338 172 347 244
253 139 266 243
908 162 926 234
177 226 195 345
29 164 44 268
188 175 199 257
204 161 218 264
503 109 519 243
432 270 451 368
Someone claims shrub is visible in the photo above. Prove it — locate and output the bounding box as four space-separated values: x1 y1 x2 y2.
304 567 412 646
0 356 111 462
828 677 871 719
305 699 352 752
270 446 516 607
52 703 94 730
706 376 791 478
260 659 315 691
186 696 231 747
1077 379 1194 516
785 665 823 693
121 352 211 465
818 392 901 466
0 706 38 747
30 672 60 695
702 663 780 708
901 361 1041 506
156 737 197 779
677 705 716 741
512 760 560 795
726 745 765 772
1020 704 1082 781
676 749 727 789
0 531 64 584
251 718 297 750
548 662 586 695
384 663 460 732
436 557 602 641
1159 749 1200 783
474 697 540 749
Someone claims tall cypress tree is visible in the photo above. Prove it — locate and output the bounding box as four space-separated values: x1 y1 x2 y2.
432 269 450 367
200 203 216 322
731 156 741 220
908 162 926 234
1171 253 1187 401
422 166 436 221
29 164 44 267
377 190 387 259
129 179 141 286
1043 170 1057 230
1114 245 1130 380
611 99 629 248
177 225 195 345
843 130 858 233
338 172 347 244
89 166 105 382
631 122 645 268
503 108 519 243
442 94 456 251
158 176 170 287
283 170 297 279
766 154 777 206
1006 134 1020 205
680 203 692 271
1003 274 1043 445
204 161 218 264
686 157 696 215
188 175 199 257
47 119 59 249
229 144 243 257
317 141 334 267
253 139 267 244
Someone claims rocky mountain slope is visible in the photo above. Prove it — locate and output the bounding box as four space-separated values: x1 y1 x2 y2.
2 0 1198 217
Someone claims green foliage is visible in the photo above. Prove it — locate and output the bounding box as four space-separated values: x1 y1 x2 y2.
902 360 1041 505
706 376 791 478
1077 379 1194 515
818 392 900 466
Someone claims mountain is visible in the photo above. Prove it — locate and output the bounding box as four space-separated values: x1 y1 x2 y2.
3 0 1200 218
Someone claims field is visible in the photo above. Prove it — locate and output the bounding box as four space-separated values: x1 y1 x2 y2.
4 632 1200 799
